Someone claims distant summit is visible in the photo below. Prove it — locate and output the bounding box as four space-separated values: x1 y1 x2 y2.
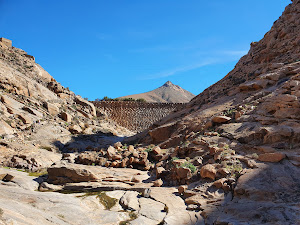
120 81 195 103
163 81 174 87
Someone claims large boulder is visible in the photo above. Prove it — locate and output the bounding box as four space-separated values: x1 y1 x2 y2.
0 120 14 136
47 162 98 184
200 164 217 180
258 153 285 162
45 102 59 116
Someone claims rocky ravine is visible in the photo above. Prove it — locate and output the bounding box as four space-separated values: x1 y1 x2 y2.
1 1 300 225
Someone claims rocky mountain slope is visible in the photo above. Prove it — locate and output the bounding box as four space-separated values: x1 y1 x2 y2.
121 81 195 103
0 38 133 172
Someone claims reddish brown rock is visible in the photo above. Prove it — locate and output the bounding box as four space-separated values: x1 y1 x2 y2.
200 164 217 180
209 146 223 156
47 163 98 184
213 178 227 189
112 154 122 161
152 146 161 155
258 153 285 162
17 114 32 124
172 159 186 167
60 112 72 122
212 116 231 123
120 158 129 168
184 195 206 206
153 178 163 187
178 185 187 194
156 166 165 178
176 167 192 180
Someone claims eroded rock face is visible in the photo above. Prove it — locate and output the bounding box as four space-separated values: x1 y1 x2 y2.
75 95 96 117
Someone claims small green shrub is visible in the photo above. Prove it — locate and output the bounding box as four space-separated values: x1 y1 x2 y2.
251 153 259 159
28 169 48 177
179 161 197 173
78 192 117 210
219 149 235 159
129 212 137 220
58 214 65 219
224 108 236 116
97 192 117 210
39 146 52 151
222 160 243 178
119 211 138 225
136 98 146 102
171 157 179 161
182 141 190 147
144 144 155 152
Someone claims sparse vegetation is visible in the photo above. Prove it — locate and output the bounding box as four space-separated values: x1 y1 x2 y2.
39 146 52 151
163 205 169 213
77 192 117 210
222 160 243 178
58 214 65 219
179 161 196 173
182 141 190 147
119 211 138 225
219 149 235 160
171 157 179 161
224 108 237 117
144 144 155 152
98 96 146 102
223 144 230 150
28 169 48 177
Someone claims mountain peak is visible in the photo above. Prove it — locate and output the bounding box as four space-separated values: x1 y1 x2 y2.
163 81 174 87
120 80 195 103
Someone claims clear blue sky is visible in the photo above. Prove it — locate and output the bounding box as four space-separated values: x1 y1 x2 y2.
0 0 290 100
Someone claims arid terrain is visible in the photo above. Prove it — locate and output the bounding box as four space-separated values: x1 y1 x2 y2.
0 0 300 225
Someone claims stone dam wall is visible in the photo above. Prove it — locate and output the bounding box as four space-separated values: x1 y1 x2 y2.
93 101 186 132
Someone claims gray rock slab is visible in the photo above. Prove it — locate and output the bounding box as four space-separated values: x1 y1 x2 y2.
138 197 166 222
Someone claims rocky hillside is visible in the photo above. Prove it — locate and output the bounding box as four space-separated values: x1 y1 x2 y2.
125 0 300 223
0 38 133 171
121 81 195 103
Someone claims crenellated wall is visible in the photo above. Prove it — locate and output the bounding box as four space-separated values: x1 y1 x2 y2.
93 101 186 132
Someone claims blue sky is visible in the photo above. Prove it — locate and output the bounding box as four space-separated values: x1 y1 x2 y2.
0 0 290 100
